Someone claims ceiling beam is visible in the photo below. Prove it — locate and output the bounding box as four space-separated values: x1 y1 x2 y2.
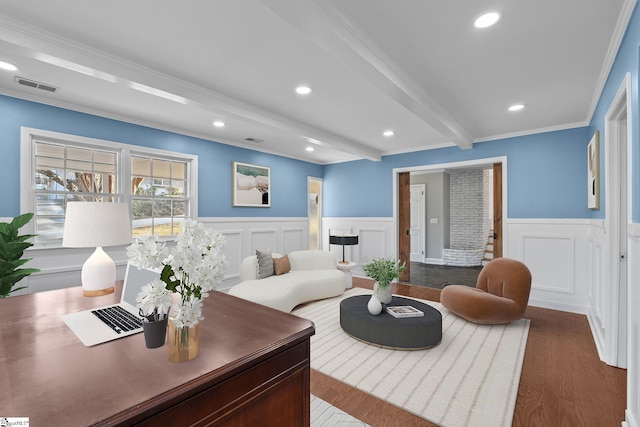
0 17 383 161
260 0 474 149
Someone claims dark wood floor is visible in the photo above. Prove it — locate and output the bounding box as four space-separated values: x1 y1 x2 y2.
310 278 627 426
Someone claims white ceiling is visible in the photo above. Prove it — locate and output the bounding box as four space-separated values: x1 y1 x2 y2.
0 0 633 164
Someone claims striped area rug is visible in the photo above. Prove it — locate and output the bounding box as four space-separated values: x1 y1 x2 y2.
293 288 530 427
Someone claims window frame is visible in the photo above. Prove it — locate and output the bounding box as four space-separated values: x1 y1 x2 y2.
20 127 198 247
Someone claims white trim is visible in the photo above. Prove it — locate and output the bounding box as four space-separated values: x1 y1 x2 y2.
199 216 309 223
521 233 575 294
392 156 508 260
507 218 595 225
473 121 588 144
586 0 638 123
20 126 198 242
629 223 640 237
601 72 632 367
307 176 323 250
529 297 589 315
409 183 426 262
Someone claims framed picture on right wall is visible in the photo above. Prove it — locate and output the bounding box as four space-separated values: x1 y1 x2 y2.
587 131 600 209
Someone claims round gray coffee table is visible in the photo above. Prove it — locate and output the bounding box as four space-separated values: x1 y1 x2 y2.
339 295 442 350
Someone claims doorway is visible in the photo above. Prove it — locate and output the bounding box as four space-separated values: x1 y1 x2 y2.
308 177 322 250
395 157 506 285
602 73 631 368
410 184 426 262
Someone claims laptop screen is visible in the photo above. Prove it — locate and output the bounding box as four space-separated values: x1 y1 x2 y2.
122 264 161 308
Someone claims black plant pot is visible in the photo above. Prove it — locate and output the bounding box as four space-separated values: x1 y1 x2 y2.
143 317 168 349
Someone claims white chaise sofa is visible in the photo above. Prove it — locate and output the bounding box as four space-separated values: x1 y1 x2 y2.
227 250 345 312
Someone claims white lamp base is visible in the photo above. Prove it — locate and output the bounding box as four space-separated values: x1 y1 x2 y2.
81 247 116 297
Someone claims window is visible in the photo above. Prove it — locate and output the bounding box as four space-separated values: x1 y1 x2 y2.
130 155 190 237
21 128 197 247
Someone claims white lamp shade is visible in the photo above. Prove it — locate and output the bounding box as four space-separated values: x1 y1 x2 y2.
63 202 132 296
63 202 132 248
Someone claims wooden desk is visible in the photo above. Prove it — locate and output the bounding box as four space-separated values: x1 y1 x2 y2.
0 283 315 426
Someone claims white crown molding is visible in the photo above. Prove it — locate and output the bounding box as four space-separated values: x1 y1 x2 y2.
586 0 637 124
473 121 589 143
0 17 382 162
0 86 330 166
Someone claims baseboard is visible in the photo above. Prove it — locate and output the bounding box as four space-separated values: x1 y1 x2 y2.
425 258 444 265
528 297 588 315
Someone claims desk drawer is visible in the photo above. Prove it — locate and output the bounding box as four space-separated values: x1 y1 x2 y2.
137 340 311 426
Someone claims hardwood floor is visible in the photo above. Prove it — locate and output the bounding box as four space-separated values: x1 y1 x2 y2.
310 278 627 426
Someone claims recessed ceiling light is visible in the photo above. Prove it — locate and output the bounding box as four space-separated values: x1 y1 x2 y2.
295 85 312 95
474 12 501 29
383 130 395 137
508 104 525 112
0 61 18 71
306 146 315 152
213 121 225 127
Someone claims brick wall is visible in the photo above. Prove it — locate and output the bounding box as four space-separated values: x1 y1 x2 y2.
449 169 486 250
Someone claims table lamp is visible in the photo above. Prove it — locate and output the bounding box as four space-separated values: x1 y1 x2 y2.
63 202 132 296
329 232 359 264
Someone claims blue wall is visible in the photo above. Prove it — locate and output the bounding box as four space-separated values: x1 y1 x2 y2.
0 95 323 218
325 2 640 221
324 127 591 219
3 2 639 223
589 2 640 222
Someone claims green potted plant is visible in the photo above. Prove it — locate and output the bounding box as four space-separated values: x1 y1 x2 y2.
363 256 406 304
0 213 39 298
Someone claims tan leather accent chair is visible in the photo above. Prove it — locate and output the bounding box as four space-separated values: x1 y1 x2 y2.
440 257 532 324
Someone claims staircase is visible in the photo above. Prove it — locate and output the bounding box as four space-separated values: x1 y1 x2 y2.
482 232 494 266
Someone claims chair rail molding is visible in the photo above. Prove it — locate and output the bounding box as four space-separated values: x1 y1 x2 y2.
17 217 309 294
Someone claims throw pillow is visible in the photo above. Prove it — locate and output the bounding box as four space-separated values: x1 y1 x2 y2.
256 249 274 279
273 255 291 276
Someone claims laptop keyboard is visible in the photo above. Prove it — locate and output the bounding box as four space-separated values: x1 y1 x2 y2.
91 306 142 334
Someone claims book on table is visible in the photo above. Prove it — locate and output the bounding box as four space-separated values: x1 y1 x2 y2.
386 305 424 318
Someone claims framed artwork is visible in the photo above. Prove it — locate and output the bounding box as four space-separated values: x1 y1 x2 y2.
587 131 599 209
232 161 271 207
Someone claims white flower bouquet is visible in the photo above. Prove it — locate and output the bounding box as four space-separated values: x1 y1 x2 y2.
127 219 228 328
136 278 172 322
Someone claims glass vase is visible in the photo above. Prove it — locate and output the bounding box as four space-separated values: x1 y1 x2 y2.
167 318 200 362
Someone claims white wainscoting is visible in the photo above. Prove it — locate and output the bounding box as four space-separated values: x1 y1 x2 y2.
587 220 608 362
14 216 604 317
326 217 596 315
323 217 395 278
625 223 640 427
14 217 309 295
200 217 309 291
507 219 593 314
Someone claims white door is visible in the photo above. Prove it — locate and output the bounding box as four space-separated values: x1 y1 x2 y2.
308 177 322 250
410 184 425 262
617 115 628 367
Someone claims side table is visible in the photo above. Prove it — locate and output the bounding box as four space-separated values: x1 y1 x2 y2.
337 261 357 289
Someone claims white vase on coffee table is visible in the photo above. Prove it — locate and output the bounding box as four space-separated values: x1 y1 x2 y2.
367 293 383 315
373 282 392 304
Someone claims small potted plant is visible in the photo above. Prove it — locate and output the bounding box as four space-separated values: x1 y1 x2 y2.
136 278 172 348
363 256 406 305
0 213 39 298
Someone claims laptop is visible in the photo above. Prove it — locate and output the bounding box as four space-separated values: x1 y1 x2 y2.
62 263 161 347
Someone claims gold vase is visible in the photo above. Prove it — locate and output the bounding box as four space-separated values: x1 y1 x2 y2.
167 318 200 362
